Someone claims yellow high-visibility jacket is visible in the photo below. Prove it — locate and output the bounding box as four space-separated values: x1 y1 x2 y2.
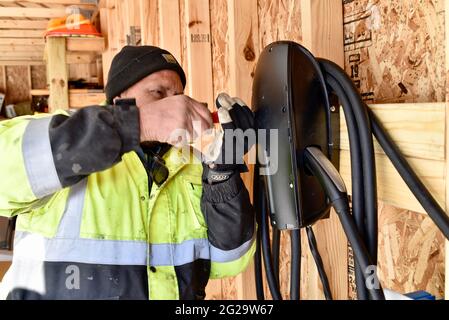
0 105 255 300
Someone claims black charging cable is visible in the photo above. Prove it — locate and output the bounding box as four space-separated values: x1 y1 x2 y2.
304 146 385 300
368 108 449 238
306 226 333 300
259 174 283 300
320 59 378 300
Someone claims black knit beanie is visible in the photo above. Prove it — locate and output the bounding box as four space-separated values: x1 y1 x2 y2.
105 46 186 103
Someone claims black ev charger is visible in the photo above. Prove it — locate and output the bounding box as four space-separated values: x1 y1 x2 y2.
252 41 449 300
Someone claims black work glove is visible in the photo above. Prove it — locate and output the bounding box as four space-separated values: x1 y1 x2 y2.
202 93 255 184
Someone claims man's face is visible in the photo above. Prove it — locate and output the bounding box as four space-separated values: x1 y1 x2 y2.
118 69 184 106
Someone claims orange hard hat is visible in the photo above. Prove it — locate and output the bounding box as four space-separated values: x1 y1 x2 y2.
45 13 101 38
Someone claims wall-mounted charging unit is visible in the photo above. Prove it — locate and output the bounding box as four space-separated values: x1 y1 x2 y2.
252 41 339 229
251 40 449 300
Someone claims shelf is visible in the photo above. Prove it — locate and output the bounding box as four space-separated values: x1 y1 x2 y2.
31 89 104 96
31 89 105 109
66 37 105 52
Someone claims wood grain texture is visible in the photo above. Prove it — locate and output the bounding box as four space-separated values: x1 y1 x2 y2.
30 65 47 90
183 0 214 108
5 66 30 104
445 0 449 300
378 202 445 298
258 0 302 49
227 0 259 300
139 0 159 46
47 37 69 111
181 0 220 299
159 0 181 61
340 103 446 215
343 0 446 299
340 103 445 161
300 0 348 300
343 0 445 104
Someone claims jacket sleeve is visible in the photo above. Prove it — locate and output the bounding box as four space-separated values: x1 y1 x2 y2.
0 104 140 217
200 167 256 279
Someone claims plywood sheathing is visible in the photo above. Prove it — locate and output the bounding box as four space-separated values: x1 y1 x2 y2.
258 0 302 49
378 202 445 297
5 66 30 104
344 0 445 103
30 65 47 90
343 0 445 299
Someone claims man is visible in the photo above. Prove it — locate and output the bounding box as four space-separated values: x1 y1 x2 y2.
0 46 256 300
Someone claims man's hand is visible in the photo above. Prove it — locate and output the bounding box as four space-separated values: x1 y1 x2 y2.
138 94 213 144
203 93 255 172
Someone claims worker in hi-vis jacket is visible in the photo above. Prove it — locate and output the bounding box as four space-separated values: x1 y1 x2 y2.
0 45 256 300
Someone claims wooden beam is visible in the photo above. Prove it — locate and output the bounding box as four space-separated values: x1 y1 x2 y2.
0 29 44 38
0 60 44 66
27 65 32 100
66 52 97 64
226 0 259 300
0 57 43 61
0 51 44 58
124 0 141 45
301 0 344 65
99 6 111 84
0 7 68 18
66 37 105 51
0 19 49 29
47 37 68 111
0 44 45 52
340 103 447 213
184 0 214 107
183 0 217 298
0 38 44 45
139 0 158 45
69 92 105 108
300 0 347 300
158 0 181 60
340 103 445 161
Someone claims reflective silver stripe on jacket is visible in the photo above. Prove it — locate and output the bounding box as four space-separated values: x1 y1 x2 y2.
14 179 148 266
13 179 254 267
22 117 62 198
209 235 255 263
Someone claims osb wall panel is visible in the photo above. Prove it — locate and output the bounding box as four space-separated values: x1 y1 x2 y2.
258 0 302 49
344 0 445 103
30 66 47 90
5 66 30 104
343 0 445 299
378 202 445 297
